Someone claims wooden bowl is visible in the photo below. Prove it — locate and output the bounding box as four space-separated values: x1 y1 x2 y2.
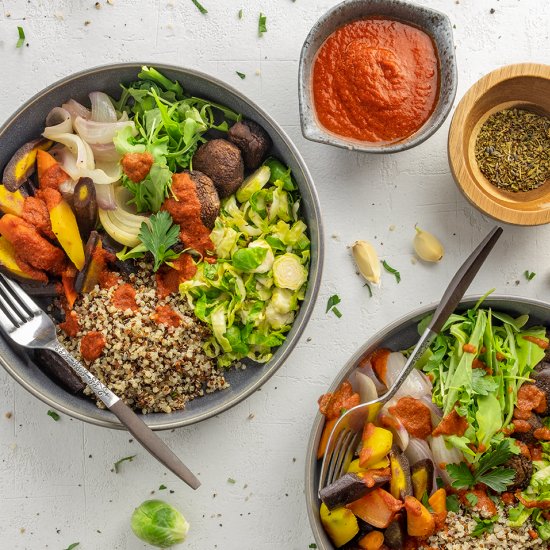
448 63 550 225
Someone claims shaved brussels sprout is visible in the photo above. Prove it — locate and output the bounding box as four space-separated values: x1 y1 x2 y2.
131 499 189 548
273 253 308 290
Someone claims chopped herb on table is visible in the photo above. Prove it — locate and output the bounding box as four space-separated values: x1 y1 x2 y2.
63 544 80 550
326 295 342 318
382 260 401 283
258 13 267 35
525 270 536 281
236 71 246 80
363 282 373 297
191 0 207 14
309 544 317 549
238 8 243 18
227 477 236 484
113 454 136 473
159 484 167 490
47 409 60 421
16 26 25 48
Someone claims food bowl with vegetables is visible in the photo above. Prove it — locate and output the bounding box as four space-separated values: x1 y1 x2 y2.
306 295 550 549
0 63 323 429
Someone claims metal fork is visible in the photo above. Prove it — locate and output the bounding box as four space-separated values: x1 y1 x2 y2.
318 226 503 493
0 273 201 490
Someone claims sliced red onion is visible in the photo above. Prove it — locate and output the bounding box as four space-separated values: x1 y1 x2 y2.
378 408 410 451
419 395 443 427
59 179 76 201
429 435 463 485
353 371 378 404
74 116 136 145
89 91 117 123
385 351 433 399
62 99 91 122
44 107 72 134
355 356 387 395
90 142 121 163
404 437 434 466
50 146 79 180
95 183 116 210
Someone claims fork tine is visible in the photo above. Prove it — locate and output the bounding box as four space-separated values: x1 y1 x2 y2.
327 428 353 486
0 283 25 327
0 297 17 332
0 276 34 325
337 432 360 480
0 275 40 317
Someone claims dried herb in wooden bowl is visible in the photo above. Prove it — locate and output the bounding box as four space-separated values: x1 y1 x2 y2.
475 107 550 192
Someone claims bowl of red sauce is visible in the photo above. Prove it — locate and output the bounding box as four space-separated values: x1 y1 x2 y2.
298 0 457 153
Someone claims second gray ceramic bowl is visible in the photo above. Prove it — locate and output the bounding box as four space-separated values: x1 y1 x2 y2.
305 295 550 549
298 0 458 153
0 63 323 430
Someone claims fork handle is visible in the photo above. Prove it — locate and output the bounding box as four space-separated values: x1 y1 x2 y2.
49 341 119 408
48 341 201 490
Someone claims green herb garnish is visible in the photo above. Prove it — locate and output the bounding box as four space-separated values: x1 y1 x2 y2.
64 544 80 550
382 260 401 283
236 71 246 80
471 516 498 537
16 26 25 48
47 410 60 421
191 0 207 14
309 545 317 549
159 484 167 490
258 13 267 35
326 295 342 318
525 270 536 281
465 492 478 507
445 494 460 513
446 439 517 492
363 282 373 297
113 454 136 473
227 478 236 484
238 9 243 18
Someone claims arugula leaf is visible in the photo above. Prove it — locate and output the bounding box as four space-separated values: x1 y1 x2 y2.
113 455 136 473
446 494 460 513
326 295 342 317
525 270 536 281
138 211 182 271
236 71 246 80
258 13 267 35
471 369 498 395
382 260 401 283
47 410 60 421
191 0 208 14
16 26 25 48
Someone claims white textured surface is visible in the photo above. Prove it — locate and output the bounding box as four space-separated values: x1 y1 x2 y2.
1 1 550 549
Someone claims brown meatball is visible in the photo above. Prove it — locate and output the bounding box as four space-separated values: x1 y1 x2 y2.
504 453 534 491
514 413 543 445
192 139 244 198
533 362 550 415
228 119 272 170
184 170 220 229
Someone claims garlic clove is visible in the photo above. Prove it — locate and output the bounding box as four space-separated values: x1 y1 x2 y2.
352 240 381 285
413 226 444 262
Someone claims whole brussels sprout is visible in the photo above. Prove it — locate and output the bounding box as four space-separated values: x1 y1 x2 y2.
131 499 189 548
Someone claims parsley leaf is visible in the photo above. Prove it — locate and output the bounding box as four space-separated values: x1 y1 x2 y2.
326 295 342 318
466 492 478 507
16 26 25 48
446 493 460 513
471 369 498 396
477 468 516 493
138 211 182 271
446 462 475 490
258 13 267 35
236 71 246 80
476 439 516 477
471 516 498 537
159 484 167 490
47 410 60 421
113 454 136 473
524 270 536 281
191 0 207 14
382 260 401 283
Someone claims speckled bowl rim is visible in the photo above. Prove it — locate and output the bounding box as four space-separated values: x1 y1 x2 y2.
298 0 458 153
0 62 324 430
304 294 550 549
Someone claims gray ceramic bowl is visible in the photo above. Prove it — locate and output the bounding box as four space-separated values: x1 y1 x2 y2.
0 63 323 430
305 295 550 549
298 0 458 153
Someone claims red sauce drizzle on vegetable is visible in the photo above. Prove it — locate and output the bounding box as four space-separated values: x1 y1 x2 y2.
389 397 432 439
432 409 469 437
312 18 439 143
155 253 197 299
162 173 215 261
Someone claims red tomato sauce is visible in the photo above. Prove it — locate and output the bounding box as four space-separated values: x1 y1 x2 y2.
312 18 439 143
112 283 138 311
80 331 106 362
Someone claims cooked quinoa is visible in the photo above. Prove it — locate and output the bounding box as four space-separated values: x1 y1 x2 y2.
58 263 231 413
420 507 546 549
